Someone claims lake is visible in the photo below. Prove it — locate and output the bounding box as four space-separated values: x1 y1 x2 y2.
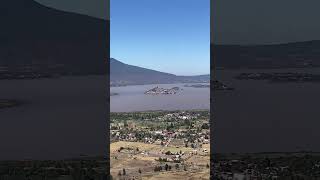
110 83 210 112
213 68 320 153
5 68 319 156
0 76 108 160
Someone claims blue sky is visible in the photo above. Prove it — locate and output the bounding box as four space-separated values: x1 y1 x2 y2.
111 0 210 76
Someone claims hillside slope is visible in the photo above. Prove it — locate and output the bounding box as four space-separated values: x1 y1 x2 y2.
0 0 108 74
110 58 209 86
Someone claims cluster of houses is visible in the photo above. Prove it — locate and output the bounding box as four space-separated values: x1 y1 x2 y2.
111 127 209 148
110 111 209 143
111 111 210 171
163 112 200 120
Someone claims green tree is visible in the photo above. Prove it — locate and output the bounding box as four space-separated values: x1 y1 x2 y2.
165 164 169 171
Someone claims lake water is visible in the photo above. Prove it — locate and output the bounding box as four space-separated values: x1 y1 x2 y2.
213 68 320 153
110 83 210 112
4 68 320 157
0 76 108 160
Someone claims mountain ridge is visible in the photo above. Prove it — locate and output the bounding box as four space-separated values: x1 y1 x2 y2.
110 58 209 86
1 0 108 75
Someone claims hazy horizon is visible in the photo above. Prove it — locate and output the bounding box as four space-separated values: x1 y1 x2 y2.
111 57 209 76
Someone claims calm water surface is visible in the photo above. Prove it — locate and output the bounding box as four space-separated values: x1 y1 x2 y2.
0 76 107 160
214 68 320 153
110 83 210 112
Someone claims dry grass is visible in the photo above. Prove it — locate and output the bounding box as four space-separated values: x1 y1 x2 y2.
144 169 210 180
110 141 210 180
111 141 159 153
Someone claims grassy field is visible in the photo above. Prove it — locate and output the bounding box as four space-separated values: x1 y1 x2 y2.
111 141 210 180
145 169 210 180
111 141 159 152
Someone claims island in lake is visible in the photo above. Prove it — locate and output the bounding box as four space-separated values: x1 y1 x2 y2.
213 80 234 90
144 86 181 95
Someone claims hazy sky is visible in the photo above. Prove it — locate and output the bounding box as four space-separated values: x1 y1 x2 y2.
212 0 320 45
111 0 210 76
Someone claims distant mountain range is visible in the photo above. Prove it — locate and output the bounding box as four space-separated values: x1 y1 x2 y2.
213 40 320 69
110 58 209 86
0 0 108 75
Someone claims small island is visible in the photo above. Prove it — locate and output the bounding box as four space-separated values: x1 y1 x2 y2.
144 86 180 95
213 80 234 90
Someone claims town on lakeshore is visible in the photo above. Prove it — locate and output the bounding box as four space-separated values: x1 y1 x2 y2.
110 110 210 180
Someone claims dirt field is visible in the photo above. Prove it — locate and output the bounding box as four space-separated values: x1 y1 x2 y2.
110 141 210 180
